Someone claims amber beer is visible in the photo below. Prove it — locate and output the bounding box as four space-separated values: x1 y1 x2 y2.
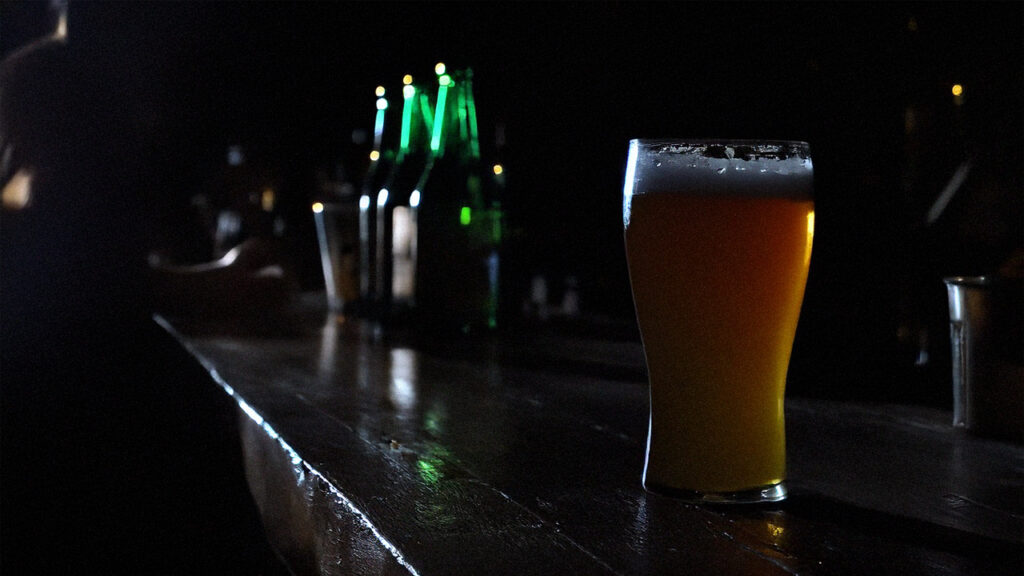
623 140 814 503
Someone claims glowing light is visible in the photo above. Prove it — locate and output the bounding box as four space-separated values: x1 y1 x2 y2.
424 409 442 436
377 188 389 207
2 168 33 210
460 206 472 226
375 85 386 97
400 85 415 152
391 207 415 299
805 210 815 266
390 376 416 412
369 150 380 161
373 104 386 148
55 10 67 38
417 459 441 484
388 348 418 411
951 84 963 97
227 145 245 166
403 74 413 85
622 140 639 228
359 195 371 210
312 202 324 214
435 62 446 76
492 164 504 175
376 97 388 110
457 93 468 141
431 81 450 152
261 188 276 212
409 190 421 208
439 74 452 87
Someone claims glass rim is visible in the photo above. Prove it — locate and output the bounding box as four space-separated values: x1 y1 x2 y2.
943 276 991 287
629 138 810 160
629 138 810 146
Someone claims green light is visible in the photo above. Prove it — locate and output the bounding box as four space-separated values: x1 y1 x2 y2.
460 206 471 226
424 410 441 435
417 458 441 484
400 85 414 152
431 82 449 153
439 74 452 87
457 92 468 142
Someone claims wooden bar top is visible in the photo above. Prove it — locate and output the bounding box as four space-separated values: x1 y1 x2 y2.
158 298 1023 575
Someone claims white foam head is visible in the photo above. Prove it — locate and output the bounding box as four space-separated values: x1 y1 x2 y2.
623 139 813 226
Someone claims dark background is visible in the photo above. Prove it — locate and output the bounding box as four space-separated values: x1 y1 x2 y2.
3 1 1022 406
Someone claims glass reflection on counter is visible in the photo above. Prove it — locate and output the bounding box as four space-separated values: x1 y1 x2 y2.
388 348 418 413
318 313 340 376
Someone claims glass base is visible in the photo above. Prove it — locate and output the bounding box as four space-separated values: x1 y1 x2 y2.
644 480 787 504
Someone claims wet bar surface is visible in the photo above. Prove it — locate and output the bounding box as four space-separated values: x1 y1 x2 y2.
159 298 1023 575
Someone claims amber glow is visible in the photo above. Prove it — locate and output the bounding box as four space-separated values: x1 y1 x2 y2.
312 202 324 214
369 150 380 161
2 169 33 211
261 188 276 212
806 210 815 266
375 85 386 97
492 164 504 175
626 195 813 492
403 74 413 85
951 84 963 96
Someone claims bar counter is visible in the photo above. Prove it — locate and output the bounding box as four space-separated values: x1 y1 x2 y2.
158 296 1023 575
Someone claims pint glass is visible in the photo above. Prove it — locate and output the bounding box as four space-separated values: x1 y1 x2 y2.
623 140 814 503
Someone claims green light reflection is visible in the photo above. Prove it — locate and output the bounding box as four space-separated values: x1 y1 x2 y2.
417 458 442 485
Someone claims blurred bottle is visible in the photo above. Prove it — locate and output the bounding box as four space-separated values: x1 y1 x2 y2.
357 86 396 313
375 74 431 317
373 64 505 332
414 66 504 332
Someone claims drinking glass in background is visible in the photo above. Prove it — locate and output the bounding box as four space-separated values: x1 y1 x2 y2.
313 201 360 313
623 139 814 503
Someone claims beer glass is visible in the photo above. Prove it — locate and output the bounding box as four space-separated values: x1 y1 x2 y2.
623 139 814 503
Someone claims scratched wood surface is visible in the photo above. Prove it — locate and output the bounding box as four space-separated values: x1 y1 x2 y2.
160 304 1023 575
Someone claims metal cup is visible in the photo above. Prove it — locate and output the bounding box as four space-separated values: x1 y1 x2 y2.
944 276 1024 442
